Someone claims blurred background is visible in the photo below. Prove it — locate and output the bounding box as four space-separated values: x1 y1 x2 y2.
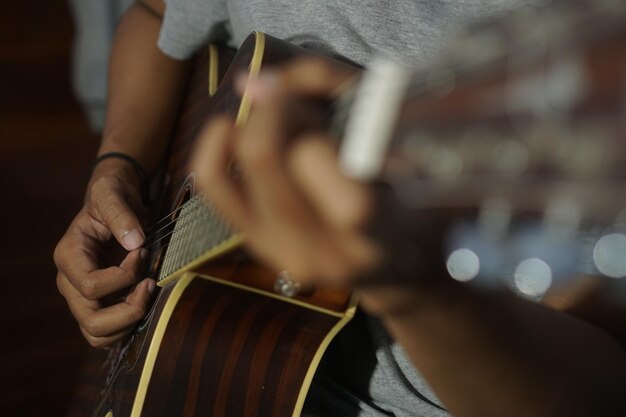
0 1 128 416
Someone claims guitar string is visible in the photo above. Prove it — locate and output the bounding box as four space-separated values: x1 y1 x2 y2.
143 199 207 247
142 192 214 243
144 229 177 250
143 208 234 280
144 206 209 250
143 203 187 235
143 212 185 246
142 196 230 255
144 217 230 253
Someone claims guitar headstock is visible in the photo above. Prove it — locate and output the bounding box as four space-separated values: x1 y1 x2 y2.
339 0 626 299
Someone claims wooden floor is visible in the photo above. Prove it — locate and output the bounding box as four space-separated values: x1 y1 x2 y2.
0 2 99 416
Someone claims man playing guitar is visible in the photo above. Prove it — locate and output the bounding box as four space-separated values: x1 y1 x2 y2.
54 0 626 415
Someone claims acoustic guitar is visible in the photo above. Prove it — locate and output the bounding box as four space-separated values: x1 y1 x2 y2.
71 1 626 416
71 32 357 417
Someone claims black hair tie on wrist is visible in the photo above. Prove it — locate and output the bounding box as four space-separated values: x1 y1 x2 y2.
92 152 151 205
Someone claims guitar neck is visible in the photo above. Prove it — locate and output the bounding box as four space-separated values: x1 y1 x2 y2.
335 0 626 298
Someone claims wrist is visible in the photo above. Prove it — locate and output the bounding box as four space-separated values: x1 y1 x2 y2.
89 152 150 204
90 157 140 186
357 273 458 319
358 285 422 318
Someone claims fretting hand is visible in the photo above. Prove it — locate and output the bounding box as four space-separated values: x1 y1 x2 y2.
192 58 440 316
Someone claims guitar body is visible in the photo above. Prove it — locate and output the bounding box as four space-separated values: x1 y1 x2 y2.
70 32 355 417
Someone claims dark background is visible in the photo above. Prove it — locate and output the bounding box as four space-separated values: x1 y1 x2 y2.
0 1 98 416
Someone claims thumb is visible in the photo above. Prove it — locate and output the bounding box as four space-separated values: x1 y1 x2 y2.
90 176 145 250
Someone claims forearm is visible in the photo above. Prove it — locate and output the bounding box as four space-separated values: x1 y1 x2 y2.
97 1 189 179
362 282 626 417
57 1 194 347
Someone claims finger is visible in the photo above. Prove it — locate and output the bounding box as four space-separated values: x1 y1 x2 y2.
226 98 317 278
61 242 146 300
54 213 101 283
238 57 358 100
288 134 372 230
192 116 252 230
237 88 327 235
276 57 358 96
286 134 382 283
236 87 286 180
79 325 130 349
59 272 154 339
89 175 145 251
237 91 365 280
78 277 152 346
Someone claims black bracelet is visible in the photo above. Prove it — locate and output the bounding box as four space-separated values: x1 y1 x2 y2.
92 152 151 204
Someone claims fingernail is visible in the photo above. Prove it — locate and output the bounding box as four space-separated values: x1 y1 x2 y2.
122 229 144 250
147 279 156 294
139 248 149 261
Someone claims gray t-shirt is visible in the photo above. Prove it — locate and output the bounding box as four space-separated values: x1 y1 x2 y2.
157 1 529 415
158 0 528 66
